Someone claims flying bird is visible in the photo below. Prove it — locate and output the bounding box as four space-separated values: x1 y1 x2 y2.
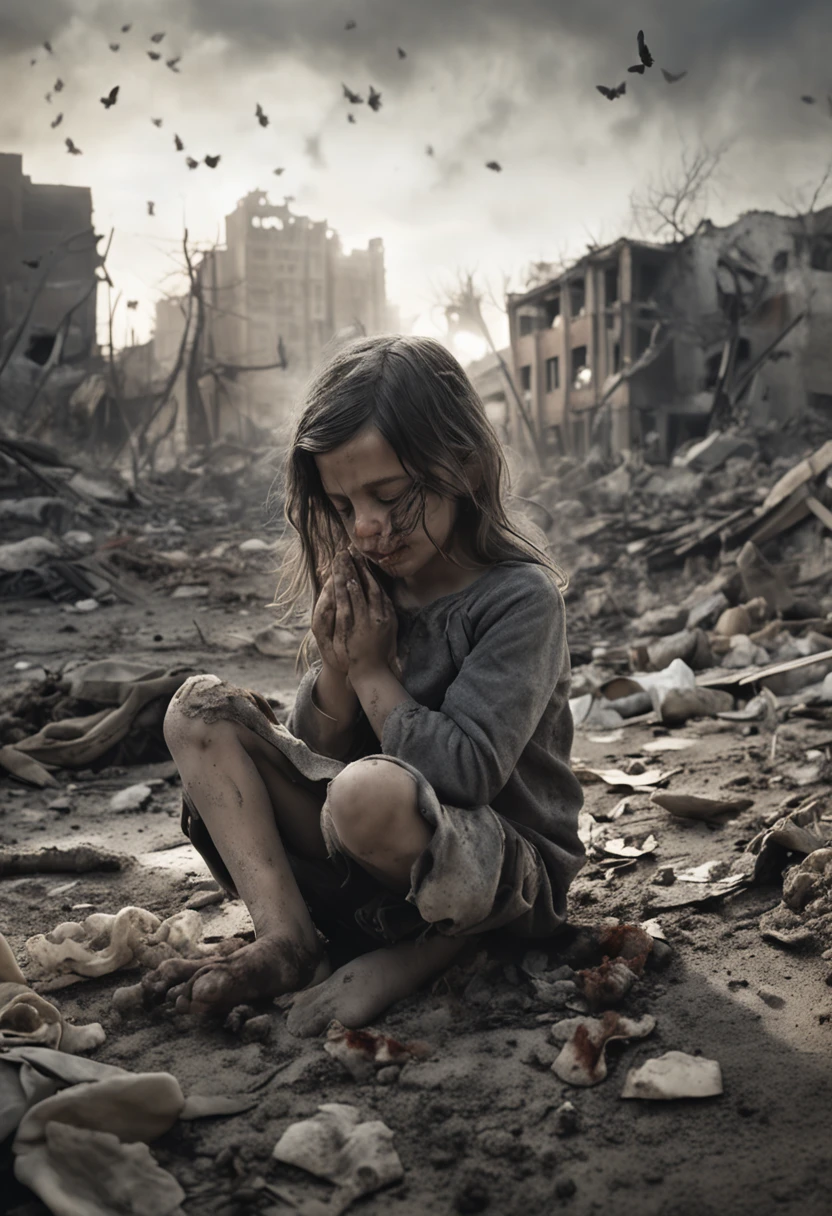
166 57 181 71
54 79 64 92
126 300 138 309
121 24 132 33
342 83 363 103
628 64 645 74
151 117 163 127
255 102 269 126
597 82 626 100
185 156 199 169
150 32 165 43
204 154 220 167
273 166 285 174
426 144 434 156
347 113 356 123
367 85 382 111
65 138 82 154
100 86 119 108
50 112 63 128
30 58 37 66
397 47 406 59
22 257 41 269
345 19 356 30
637 29 653 68
147 51 161 61
45 93 52 103
801 95 816 104
661 68 687 83
174 134 184 150
43 41 53 54
486 161 501 171
109 43 120 51
147 201 155 215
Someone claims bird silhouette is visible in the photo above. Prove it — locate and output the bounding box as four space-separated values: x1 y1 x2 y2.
43 41 53 53
347 113 356 123
204 154 220 168
367 85 382 111
486 160 501 171
661 68 687 83
65 138 82 154
273 166 285 174
174 134 184 150
628 64 645 74
109 43 120 52
637 30 653 68
121 23 132 33
50 113 63 128
596 82 626 99
426 144 434 156
342 83 363 103
186 156 199 169
345 19 356 30
150 32 165 43
397 47 406 59
801 95 816 104
166 57 181 71
45 93 53 104
147 51 161 61
101 86 119 108
54 79 64 92
126 300 138 309
147 201 155 215
22 257 41 269
151 117 163 127
30 58 36 66
255 103 269 126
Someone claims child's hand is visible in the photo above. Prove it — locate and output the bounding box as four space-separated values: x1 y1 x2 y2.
311 571 350 675
331 549 399 677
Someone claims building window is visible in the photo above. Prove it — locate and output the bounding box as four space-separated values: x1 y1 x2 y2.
545 296 561 326
613 342 621 373
519 364 531 392
519 315 535 337
772 250 789 273
571 345 588 383
809 236 832 271
637 262 661 300
545 356 560 392
604 264 619 305
569 279 585 317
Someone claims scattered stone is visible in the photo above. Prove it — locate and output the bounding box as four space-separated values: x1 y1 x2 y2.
109 783 153 812
757 989 786 1009
241 1014 273 1044
553 1101 580 1136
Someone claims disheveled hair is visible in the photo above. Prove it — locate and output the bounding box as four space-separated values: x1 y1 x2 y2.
270 334 566 671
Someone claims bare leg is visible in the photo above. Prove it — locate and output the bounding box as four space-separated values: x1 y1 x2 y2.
285 757 476 1036
149 701 332 1015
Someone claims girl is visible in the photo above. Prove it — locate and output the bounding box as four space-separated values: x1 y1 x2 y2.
149 335 585 1037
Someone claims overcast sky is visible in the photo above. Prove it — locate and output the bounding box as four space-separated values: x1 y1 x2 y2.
2 0 832 358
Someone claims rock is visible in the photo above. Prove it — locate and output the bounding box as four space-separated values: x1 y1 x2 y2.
632 605 689 638
171 585 210 599
757 989 786 1010
646 629 712 672
375 1066 401 1086
241 1014 273 1043
715 606 752 637
686 591 729 631
109 783 153 812
553 1101 580 1136
722 635 770 669
621 1051 723 1099
239 538 272 553
656 687 735 727
253 625 297 656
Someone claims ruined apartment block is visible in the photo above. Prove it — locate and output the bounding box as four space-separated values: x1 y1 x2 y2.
508 206 832 461
0 151 100 368
152 191 389 435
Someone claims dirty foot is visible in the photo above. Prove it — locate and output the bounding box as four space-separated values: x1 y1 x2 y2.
153 936 331 1016
141 938 247 1007
285 933 470 1038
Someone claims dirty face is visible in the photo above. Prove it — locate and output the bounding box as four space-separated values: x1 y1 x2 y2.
314 425 459 576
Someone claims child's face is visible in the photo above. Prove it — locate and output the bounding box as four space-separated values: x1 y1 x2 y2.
315 425 459 575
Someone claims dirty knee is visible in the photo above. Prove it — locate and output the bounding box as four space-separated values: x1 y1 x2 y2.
325 758 418 849
163 675 237 754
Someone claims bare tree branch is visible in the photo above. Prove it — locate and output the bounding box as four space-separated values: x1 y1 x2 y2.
630 141 731 243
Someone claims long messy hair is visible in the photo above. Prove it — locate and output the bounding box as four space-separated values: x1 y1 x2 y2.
272 334 566 670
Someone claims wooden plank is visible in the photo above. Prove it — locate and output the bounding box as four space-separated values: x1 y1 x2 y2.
695 646 832 689
806 495 832 533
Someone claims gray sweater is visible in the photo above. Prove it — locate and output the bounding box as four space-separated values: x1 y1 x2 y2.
288 559 586 926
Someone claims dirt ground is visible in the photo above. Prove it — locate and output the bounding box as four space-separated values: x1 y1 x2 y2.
2 589 832 1216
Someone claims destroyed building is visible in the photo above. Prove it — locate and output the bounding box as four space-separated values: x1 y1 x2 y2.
507 206 832 462
0 152 101 371
151 192 393 440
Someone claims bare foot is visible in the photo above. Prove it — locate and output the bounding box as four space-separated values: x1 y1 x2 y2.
144 936 331 1017
285 933 472 1038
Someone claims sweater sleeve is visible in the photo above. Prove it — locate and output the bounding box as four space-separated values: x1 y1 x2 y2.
287 662 368 761
381 570 569 807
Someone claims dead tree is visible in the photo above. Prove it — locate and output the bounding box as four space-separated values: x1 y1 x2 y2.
435 268 541 469
629 140 730 244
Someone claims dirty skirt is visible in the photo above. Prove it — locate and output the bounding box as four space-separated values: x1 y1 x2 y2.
176 673 560 957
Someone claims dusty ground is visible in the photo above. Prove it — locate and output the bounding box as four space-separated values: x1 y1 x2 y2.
2 589 832 1216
